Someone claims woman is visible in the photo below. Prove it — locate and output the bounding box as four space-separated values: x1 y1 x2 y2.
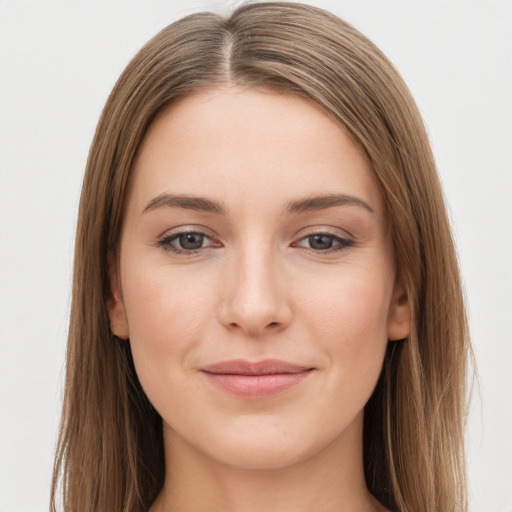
51 2 471 511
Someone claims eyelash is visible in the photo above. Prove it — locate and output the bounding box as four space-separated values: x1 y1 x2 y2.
156 229 354 256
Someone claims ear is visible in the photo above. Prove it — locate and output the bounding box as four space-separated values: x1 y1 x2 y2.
387 278 411 341
107 252 129 340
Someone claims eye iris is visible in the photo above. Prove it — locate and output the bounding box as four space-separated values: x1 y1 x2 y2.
309 234 334 250
179 233 204 250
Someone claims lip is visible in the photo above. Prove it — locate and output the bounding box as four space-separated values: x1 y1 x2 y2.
200 359 314 398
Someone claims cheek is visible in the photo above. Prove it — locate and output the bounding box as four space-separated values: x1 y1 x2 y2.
121 263 217 386
292 270 391 437
303 264 391 330
298 266 392 377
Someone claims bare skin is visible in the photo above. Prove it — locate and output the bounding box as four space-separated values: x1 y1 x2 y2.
108 86 408 512
150 413 388 512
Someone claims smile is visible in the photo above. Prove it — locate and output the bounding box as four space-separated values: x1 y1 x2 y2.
200 359 315 398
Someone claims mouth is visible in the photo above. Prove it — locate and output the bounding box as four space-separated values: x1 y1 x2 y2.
199 359 315 398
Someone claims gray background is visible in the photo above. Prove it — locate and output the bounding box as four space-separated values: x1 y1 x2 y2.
1 1 511 510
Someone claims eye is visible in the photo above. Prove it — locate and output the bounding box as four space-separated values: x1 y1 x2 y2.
295 233 353 253
157 231 216 254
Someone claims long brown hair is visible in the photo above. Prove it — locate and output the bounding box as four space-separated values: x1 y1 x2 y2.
51 3 471 511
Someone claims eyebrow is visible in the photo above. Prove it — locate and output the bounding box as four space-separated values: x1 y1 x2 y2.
285 194 374 214
143 193 226 215
142 192 374 216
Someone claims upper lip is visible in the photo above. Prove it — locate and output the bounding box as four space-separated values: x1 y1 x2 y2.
200 359 313 375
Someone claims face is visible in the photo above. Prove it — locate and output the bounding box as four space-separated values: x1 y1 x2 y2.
108 86 410 470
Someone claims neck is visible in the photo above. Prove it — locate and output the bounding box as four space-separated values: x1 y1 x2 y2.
150 414 387 512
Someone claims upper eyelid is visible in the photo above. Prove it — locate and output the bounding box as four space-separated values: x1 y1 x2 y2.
293 225 354 242
158 225 217 239
294 232 350 242
158 226 351 241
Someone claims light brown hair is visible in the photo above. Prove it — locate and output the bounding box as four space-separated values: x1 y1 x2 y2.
51 3 471 511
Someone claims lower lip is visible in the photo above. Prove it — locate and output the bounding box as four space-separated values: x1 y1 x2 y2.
202 370 313 398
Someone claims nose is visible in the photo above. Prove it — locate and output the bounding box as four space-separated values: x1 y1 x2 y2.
217 245 293 337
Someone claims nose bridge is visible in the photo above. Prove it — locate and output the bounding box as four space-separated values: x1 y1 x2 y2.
219 234 291 335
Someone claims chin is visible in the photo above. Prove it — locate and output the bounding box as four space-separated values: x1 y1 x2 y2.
171 413 358 472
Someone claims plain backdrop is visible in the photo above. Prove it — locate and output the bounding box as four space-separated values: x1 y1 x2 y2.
0 1 511 511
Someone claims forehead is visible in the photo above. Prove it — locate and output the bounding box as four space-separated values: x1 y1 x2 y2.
128 86 383 217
